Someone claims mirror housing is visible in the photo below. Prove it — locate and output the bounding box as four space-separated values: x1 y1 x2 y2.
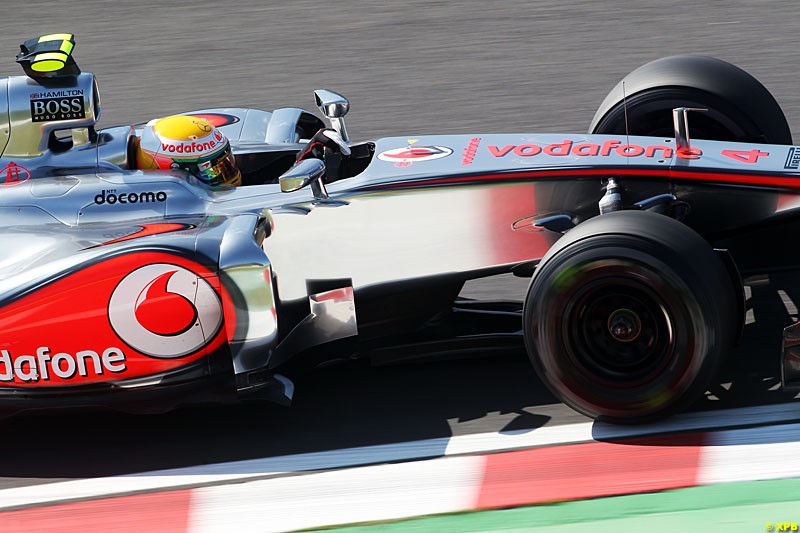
314 89 350 143
279 158 328 199
314 89 349 118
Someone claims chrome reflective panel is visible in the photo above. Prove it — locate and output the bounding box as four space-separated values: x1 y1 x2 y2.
0 79 9 156
266 108 305 144
0 73 111 181
217 214 279 384
261 181 560 303
4 73 99 157
269 286 357 369
96 125 135 169
182 106 323 145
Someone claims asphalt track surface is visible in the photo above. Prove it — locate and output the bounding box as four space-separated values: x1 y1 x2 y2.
1 0 800 504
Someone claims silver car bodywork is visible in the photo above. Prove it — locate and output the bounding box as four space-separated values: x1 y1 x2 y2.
2 50 800 415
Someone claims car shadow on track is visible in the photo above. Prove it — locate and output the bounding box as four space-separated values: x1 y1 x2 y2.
0 354 556 481
0 277 797 484
703 273 800 410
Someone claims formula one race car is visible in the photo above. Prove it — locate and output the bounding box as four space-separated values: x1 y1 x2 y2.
1 34 799 423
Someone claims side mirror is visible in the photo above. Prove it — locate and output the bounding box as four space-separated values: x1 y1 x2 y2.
314 89 349 118
279 158 328 199
314 89 350 143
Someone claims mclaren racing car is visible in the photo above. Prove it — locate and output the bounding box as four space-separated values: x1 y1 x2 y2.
1 34 799 423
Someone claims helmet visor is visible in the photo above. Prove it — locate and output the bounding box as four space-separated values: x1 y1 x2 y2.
194 147 239 186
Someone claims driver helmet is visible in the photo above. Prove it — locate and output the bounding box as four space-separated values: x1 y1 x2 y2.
136 115 241 187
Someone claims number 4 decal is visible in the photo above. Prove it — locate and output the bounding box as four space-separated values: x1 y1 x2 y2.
721 149 769 164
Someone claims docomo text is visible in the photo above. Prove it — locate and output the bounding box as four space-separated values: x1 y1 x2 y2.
95 189 168 205
488 139 702 160
0 346 126 383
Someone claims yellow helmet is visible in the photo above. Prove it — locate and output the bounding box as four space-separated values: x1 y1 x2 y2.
136 115 241 187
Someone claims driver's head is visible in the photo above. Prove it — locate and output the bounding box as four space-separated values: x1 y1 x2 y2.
136 115 241 187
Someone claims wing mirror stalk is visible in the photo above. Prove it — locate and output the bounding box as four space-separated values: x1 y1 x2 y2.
279 158 329 199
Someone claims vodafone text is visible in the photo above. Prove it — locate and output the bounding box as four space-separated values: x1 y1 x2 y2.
0 347 126 383
462 137 481 165
161 140 218 154
488 139 702 160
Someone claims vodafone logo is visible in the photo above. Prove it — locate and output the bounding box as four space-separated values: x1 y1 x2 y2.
378 145 453 163
108 264 223 359
160 139 218 154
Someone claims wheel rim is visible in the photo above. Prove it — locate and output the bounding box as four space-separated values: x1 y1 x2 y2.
624 106 748 140
594 90 756 142
559 270 677 387
525 213 732 421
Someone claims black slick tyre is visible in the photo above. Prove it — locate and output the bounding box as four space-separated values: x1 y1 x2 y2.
523 211 736 423
590 55 792 144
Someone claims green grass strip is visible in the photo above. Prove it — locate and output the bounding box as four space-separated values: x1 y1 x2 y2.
323 478 800 532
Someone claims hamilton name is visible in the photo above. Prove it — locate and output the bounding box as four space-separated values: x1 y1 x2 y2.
30 89 84 99
0 346 126 383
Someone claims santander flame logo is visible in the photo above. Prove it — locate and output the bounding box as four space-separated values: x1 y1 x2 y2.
109 264 223 359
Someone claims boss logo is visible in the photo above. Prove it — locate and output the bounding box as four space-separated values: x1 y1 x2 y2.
30 89 85 123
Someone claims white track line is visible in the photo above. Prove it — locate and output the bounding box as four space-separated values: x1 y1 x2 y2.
189 455 486 533
188 421 800 533
699 422 800 484
0 402 797 511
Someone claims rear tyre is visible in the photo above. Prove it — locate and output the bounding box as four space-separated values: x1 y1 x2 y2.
523 211 737 423
590 55 792 144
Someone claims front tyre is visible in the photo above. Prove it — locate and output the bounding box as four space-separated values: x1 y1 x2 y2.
523 211 736 423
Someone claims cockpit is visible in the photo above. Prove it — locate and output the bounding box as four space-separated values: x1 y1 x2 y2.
0 33 373 189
